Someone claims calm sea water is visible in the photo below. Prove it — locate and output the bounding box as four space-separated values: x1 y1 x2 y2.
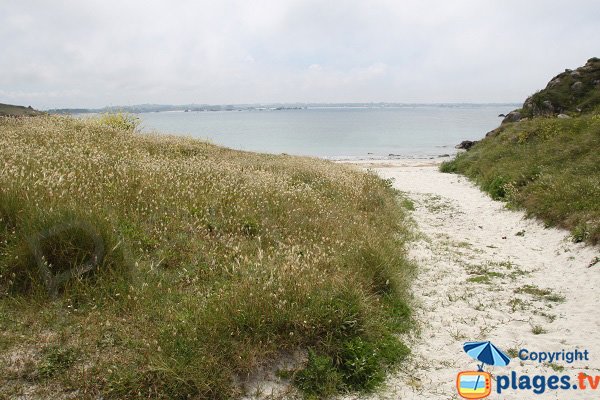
138 105 516 159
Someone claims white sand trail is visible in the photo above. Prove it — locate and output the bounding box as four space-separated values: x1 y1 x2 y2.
344 159 600 400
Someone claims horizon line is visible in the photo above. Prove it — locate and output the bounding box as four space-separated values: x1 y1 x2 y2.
45 101 521 111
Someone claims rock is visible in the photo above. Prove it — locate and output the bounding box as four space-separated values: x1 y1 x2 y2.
438 154 450 158
571 81 584 91
557 113 571 119
523 97 554 116
455 140 478 150
547 77 561 88
485 127 502 137
542 100 554 113
498 113 506 117
501 111 521 124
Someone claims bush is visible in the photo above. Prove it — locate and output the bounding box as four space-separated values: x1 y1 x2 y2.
484 176 508 200
439 160 458 173
294 350 342 399
338 337 384 391
97 112 140 132
37 346 79 379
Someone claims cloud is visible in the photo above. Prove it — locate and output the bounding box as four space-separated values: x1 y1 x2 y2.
1 0 599 108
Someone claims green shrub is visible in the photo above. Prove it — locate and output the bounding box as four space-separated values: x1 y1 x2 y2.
439 160 458 173
294 350 343 399
97 112 140 132
338 337 384 391
37 346 79 379
484 176 508 200
572 223 590 243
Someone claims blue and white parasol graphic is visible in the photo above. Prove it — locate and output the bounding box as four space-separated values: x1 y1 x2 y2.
463 341 511 391
463 341 511 369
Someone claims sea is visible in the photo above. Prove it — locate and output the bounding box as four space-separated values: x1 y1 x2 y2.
137 104 517 160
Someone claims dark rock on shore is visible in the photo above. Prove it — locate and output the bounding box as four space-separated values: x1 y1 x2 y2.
455 140 478 150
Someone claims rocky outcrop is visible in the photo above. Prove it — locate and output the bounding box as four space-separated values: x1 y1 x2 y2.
456 57 599 149
519 57 600 118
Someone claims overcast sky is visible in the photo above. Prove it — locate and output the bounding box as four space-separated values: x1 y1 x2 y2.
1 0 599 109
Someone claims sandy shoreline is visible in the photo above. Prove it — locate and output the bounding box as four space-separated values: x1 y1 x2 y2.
342 159 600 399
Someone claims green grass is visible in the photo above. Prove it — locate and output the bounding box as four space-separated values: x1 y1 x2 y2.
466 275 491 284
0 115 414 399
548 362 565 372
506 348 519 358
514 285 565 303
37 346 79 379
531 325 547 335
294 336 409 398
465 261 527 285
440 112 600 244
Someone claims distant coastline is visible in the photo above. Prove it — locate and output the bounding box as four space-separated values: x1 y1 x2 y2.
47 102 520 114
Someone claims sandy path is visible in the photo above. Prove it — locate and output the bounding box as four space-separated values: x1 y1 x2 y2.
344 160 600 399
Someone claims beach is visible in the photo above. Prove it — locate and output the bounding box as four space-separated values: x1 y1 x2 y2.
340 158 600 399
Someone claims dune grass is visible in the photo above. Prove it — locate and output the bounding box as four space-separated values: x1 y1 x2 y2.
440 112 600 244
0 115 414 399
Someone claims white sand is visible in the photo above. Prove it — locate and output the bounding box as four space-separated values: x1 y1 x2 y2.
341 159 600 399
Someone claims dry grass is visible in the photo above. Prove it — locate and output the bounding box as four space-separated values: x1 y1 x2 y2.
0 115 413 399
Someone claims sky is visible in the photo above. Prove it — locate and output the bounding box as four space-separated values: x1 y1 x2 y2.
1 0 599 109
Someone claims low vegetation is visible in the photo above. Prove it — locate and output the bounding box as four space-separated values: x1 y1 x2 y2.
0 115 413 398
441 112 600 244
0 103 44 117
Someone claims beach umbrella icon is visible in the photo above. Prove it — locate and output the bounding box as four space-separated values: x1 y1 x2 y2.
463 341 511 394
463 341 511 370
